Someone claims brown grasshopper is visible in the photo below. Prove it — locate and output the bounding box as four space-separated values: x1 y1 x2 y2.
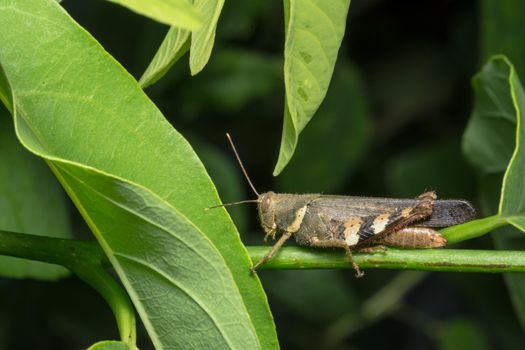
215 134 476 277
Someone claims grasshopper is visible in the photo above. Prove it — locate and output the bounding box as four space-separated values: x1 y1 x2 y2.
216 134 476 277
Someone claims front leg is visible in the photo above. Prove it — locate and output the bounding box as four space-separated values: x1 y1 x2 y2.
251 231 292 272
309 237 364 278
252 203 310 272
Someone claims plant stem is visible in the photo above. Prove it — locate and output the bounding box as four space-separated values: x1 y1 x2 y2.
247 246 525 273
0 229 110 267
440 214 508 244
3 228 525 274
0 229 135 347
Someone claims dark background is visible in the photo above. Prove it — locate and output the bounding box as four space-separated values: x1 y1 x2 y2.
2 0 524 349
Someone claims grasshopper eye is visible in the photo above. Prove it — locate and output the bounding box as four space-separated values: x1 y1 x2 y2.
261 196 272 213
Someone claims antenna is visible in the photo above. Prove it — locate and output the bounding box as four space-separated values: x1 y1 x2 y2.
226 133 260 197
205 199 260 210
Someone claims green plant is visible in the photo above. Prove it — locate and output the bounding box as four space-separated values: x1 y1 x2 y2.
1 0 525 349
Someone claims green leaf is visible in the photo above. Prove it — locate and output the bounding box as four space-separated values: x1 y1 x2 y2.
464 56 525 225
87 340 130 350
0 0 277 348
480 1 525 335
273 0 351 175
140 0 225 86
0 110 71 280
463 58 516 173
277 62 370 192
498 63 525 223
139 27 190 88
462 56 525 332
105 0 201 30
53 163 259 348
189 0 225 75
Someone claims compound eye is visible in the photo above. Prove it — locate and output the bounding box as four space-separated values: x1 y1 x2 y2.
261 196 272 213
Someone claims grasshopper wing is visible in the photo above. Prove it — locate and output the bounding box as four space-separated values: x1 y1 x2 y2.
308 195 475 227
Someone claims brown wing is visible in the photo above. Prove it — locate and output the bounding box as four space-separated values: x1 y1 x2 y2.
308 195 475 227
322 192 437 247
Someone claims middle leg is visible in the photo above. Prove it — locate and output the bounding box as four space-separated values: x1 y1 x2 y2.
309 237 364 277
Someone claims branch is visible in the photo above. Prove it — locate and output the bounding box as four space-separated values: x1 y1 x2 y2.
247 246 525 273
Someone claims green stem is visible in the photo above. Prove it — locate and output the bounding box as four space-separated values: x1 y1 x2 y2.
247 246 525 273
0 229 135 348
74 265 136 348
440 214 508 244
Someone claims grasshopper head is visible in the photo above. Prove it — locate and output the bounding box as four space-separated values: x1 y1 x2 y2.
258 191 279 239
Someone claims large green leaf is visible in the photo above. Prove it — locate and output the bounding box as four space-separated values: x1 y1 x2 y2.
0 0 277 348
462 56 525 331
105 0 201 30
0 110 71 280
273 0 351 175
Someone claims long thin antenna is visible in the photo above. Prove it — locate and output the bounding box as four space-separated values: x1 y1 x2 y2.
226 133 260 197
205 199 260 210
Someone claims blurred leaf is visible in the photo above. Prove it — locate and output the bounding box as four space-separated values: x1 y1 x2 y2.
323 271 427 349
139 27 190 88
273 0 351 175
370 49 455 141
277 62 370 193
0 0 277 348
463 56 525 332
262 270 359 324
447 273 525 350
481 0 525 78
386 140 475 199
190 0 225 75
105 0 201 30
218 0 265 40
87 340 130 350
176 48 281 115
438 318 489 350
0 110 71 280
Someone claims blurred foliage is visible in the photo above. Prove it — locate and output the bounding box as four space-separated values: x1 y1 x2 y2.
0 109 72 280
1 0 525 349
437 317 489 350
